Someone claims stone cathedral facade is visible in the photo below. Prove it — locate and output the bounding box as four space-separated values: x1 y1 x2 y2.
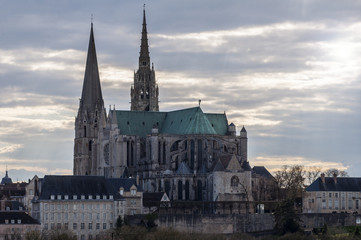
74 10 255 203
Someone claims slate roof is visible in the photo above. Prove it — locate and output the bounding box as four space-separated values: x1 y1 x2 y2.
2 200 25 211
115 107 228 137
39 175 122 200
252 166 274 178
0 211 39 224
175 162 192 175
306 177 361 192
107 178 143 192
1 171 12 185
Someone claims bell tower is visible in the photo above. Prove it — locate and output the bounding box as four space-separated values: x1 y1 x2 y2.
131 8 159 112
74 23 105 176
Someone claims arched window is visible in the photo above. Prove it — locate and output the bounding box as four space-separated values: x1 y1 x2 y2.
178 180 183 200
140 89 144 99
185 180 190 200
231 176 239 188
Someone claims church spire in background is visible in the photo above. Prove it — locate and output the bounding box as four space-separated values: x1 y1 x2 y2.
80 23 104 112
131 6 159 112
139 5 150 69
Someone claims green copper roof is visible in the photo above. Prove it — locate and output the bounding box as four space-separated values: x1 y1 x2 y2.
115 107 228 137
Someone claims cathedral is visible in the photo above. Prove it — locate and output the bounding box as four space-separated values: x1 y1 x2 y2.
73 9 256 203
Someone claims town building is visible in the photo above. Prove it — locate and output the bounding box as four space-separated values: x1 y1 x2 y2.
107 178 143 215
31 175 125 240
0 211 40 240
303 174 361 213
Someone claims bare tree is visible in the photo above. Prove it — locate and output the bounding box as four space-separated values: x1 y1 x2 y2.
325 168 348 177
305 167 321 185
275 165 305 199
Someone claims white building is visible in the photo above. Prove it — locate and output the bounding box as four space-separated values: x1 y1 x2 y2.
31 175 125 240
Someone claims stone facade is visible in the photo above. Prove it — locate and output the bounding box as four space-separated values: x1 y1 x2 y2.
31 176 125 240
73 9 274 207
303 174 361 213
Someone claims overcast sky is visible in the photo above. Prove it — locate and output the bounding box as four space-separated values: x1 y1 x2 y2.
1 0 360 182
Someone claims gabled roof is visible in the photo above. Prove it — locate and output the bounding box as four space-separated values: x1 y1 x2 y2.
39 175 122 200
107 178 143 192
252 166 273 178
161 107 217 135
0 211 39 224
211 155 243 172
306 177 361 192
175 162 192 175
114 107 228 137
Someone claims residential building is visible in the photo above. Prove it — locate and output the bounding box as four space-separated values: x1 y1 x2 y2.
31 175 125 240
303 173 361 213
0 211 40 240
107 178 143 215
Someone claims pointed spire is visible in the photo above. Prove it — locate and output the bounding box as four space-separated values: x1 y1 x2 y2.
80 23 104 112
139 6 150 68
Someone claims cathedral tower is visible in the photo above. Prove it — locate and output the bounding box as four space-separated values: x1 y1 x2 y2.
74 23 106 176
131 8 159 111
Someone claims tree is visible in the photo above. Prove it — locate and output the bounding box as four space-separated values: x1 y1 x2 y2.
275 165 305 200
305 167 321 185
274 198 302 235
325 168 348 177
116 215 123 229
25 230 43 240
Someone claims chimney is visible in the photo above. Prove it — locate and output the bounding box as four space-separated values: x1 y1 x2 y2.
321 173 325 184
333 173 337 184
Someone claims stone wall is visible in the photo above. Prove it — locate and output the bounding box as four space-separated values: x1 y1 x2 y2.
156 214 274 234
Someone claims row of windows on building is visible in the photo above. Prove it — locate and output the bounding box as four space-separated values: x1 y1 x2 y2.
3 219 22 224
49 194 113 200
43 222 112 231
43 211 114 222
43 202 116 211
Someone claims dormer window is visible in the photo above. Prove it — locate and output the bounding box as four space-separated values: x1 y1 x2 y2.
50 195 55 200
131 189 137 196
96 195 100 200
109 195 113 200
57 195 61 200
64 195 69 200
73 195 77 200
119 188 124 195
81 195 85 200
17 219 21 224
103 195 107 200
88 195 92 200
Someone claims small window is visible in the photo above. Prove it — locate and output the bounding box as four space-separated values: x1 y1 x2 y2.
50 195 55 200
109 195 113 199
131 189 137 196
73 195 77 200
64 195 69 200
96 195 100 199
103 195 107 200
57 195 61 200
89 195 92 199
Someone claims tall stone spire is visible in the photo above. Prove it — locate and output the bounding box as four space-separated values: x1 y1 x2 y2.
74 23 105 176
139 8 150 69
80 23 104 112
131 7 159 112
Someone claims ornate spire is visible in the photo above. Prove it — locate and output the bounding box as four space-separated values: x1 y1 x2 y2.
80 23 104 112
139 7 150 68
